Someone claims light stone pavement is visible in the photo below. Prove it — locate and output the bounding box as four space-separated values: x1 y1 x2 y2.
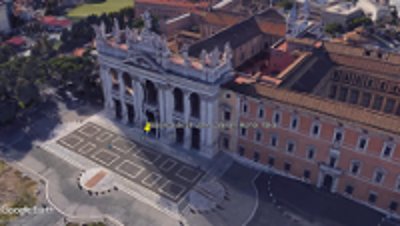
8 146 179 226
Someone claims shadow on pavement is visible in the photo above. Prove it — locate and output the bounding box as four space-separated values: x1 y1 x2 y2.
255 172 399 226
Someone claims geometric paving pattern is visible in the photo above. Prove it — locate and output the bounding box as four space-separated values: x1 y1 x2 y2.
57 122 205 202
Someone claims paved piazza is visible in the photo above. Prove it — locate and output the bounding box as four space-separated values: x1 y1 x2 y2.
57 122 205 202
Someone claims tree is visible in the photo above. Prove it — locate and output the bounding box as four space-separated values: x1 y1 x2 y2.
325 23 344 35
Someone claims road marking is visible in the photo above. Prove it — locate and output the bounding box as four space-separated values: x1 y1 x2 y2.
242 171 262 226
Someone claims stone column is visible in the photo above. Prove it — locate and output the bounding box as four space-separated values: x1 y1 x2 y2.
203 95 218 157
134 79 145 127
100 65 111 111
118 71 128 123
159 84 174 144
183 90 191 150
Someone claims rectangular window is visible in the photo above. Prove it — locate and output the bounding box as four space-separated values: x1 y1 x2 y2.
242 102 248 113
396 177 400 191
338 87 348 101
258 108 264 118
374 171 384 184
240 127 247 137
286 141 295 153
307 147 315 160
372 95 384 111
328 85 337 99
345 185 354 195
284 162 291 172
311 123 320 137
350 161 360 175
290 116 298 130
253 152 260 162
224 111 231 121
329 156 337 168
333 129 343 143
273 111 281 126
268 157 275 167
368 193 377 204
222 137 229 149
384 98 395 113
270 135 278 147
361 93 372 107
349 89 360 104
357 136 368 151
238 146 245 156
255 130 262 142
381 142 394 158
303 170 310 179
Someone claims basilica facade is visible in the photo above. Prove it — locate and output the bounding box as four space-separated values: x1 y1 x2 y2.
96 13 234 158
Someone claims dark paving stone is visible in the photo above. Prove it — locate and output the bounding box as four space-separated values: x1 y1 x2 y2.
56 122 205 202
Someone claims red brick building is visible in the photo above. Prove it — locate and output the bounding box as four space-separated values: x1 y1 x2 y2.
218 40 400 217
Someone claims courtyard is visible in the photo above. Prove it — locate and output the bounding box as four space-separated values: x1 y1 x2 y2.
57 122 205 202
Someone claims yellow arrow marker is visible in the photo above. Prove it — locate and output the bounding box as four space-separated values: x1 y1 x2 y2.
144 122 151 133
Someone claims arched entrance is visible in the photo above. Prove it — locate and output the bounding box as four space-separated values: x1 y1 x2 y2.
322 174 334 191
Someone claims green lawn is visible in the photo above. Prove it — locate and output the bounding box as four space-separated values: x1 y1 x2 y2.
67 0 134 19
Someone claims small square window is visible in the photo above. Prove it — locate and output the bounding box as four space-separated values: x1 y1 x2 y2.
390 201 398 211
268 157 275 167
345 185 354 195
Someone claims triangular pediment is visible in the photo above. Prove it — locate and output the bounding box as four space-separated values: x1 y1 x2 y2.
123 53 163 73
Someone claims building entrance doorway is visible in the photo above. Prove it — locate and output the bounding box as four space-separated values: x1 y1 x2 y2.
322 174 334 192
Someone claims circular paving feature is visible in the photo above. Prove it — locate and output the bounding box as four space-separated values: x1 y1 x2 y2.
189 180 226 212
79 168 115 194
